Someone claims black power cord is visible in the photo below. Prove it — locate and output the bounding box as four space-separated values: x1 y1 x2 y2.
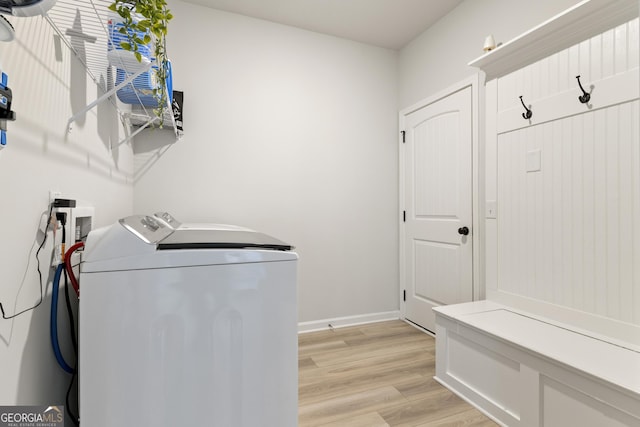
66 369 79 426
0 204 54 319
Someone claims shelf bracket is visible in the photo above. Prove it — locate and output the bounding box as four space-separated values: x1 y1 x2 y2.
66 62 153 130
117 114 159 147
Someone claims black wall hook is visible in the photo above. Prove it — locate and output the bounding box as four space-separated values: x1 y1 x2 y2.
576 75 591 104
519 96 532 120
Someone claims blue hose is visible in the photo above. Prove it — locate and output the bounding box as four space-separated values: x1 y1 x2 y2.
51 263 74 374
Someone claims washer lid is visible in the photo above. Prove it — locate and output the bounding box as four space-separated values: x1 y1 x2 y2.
157 229 293 251
118 214 293 251
82 214 297 271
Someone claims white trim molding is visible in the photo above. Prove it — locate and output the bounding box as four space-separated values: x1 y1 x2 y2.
298 311 400 334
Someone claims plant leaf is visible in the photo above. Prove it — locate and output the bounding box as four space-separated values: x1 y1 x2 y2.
110 0 172 124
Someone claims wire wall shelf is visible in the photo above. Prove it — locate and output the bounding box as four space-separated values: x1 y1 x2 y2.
45 0 181 144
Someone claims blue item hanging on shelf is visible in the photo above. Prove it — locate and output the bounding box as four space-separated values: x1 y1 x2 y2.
115 60 173 108
0 71 16 149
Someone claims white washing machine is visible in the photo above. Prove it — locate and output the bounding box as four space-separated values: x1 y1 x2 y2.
79 214 298 427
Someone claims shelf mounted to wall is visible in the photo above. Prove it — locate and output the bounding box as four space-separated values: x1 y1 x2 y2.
45 0 181 145
468 0 639 81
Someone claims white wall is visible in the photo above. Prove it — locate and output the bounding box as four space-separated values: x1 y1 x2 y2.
0 17 133 405
133 0 399 323
398 0 582 109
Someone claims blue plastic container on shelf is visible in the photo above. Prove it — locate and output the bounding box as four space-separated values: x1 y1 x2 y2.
115 60 173 108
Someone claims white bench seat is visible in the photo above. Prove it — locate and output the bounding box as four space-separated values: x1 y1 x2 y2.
434 301 640 427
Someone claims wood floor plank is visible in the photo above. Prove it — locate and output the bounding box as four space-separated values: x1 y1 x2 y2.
299 357 318 370
309 335 432 368
299 339 349 357
299 348 433 386
317 411 390 427
392 373 448 401
299 385 407 426
358 320 428 337
299 371 424 406
377 389 472 427
298 327 365 346
298 320 498 427
343 326 431 347
415 408 500 426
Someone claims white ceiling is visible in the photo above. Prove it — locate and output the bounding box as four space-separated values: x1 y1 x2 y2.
181 0 464 50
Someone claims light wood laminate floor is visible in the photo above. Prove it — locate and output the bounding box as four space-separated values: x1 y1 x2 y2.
298 320 498 426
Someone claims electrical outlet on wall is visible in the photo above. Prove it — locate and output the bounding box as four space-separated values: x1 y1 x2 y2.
45 191 94 269
49 190 62 204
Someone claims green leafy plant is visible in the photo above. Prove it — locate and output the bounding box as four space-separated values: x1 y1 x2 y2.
108 0 173 124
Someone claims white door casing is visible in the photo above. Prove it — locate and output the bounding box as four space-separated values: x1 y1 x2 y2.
400 78 479 333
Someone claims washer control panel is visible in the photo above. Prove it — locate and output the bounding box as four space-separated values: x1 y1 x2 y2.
119 214 175 244
153 211 182 229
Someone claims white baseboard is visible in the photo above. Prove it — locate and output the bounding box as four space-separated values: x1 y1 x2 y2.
298 310 400 334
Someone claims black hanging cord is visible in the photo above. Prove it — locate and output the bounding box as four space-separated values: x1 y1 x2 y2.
576 75 591 104
66 370 79 426
0 204 53 319
63 270 78 355
519 96 533 120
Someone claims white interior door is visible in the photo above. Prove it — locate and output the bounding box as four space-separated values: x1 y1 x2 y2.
401 86 473 333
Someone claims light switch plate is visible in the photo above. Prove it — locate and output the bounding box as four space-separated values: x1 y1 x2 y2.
486 200 497 219
526 149 541 172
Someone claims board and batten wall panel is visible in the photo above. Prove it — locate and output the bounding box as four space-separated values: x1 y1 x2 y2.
493 18 640 326
497 101 640 323
497 19 639 112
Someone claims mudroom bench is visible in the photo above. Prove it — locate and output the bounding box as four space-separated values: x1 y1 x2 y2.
434 301 640 427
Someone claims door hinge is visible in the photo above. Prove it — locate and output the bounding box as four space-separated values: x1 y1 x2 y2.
403 290 406 301
403 211 406 222
401 130 405 143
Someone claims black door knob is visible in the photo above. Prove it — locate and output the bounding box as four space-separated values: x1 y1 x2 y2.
458 226 469 236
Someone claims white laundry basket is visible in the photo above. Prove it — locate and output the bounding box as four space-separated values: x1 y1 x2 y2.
115 60 173 107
